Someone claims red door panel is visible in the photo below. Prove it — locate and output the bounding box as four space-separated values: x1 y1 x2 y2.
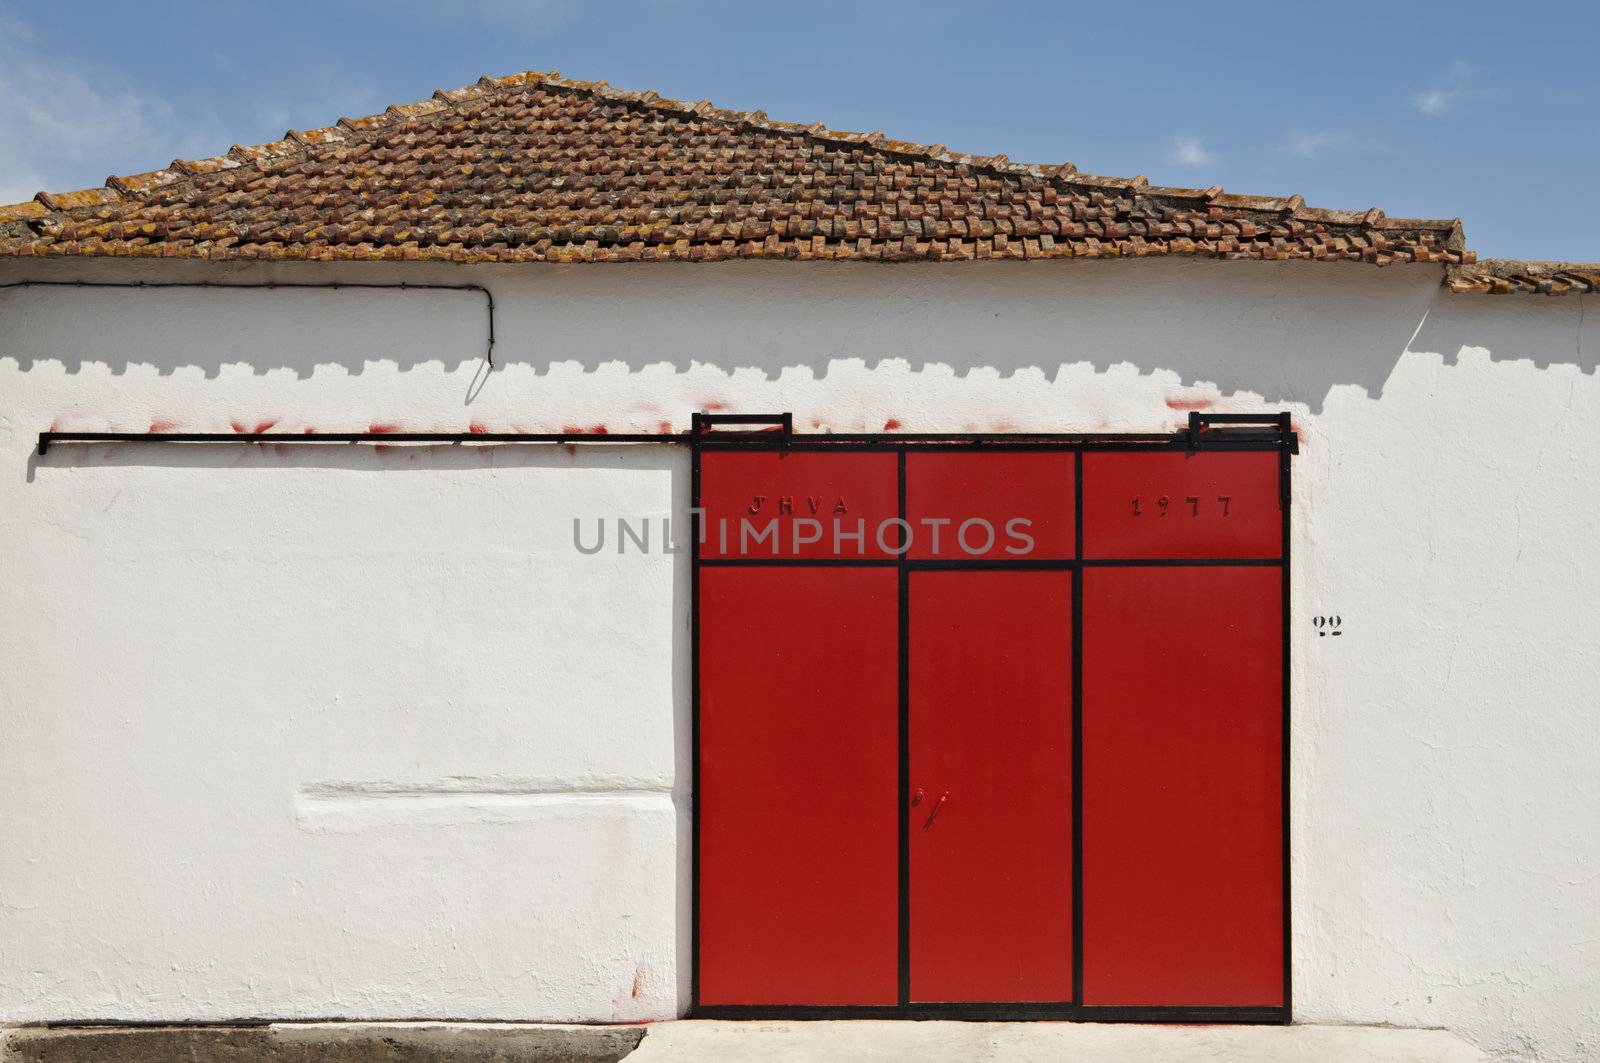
1083 451 1280 558
909 570 1074 1003
1082 566 1284 1007
698 566 899 1005
905 452 1076 559
699 450 899 559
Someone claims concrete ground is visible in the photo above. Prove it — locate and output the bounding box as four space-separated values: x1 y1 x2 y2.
0 1024 644 1063
629 1021 1491 1061
0 1021 1491 1063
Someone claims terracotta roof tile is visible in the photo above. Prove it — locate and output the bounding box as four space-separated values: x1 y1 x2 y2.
291 126 348 145
35 187 121 211
0 200 47 224
0 68 1562 290
1446 260 1600 295
174 153 244 176
107 168 183 195
230 138 296 162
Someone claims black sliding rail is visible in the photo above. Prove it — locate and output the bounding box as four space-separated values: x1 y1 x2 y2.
36 412 1298 456
35 431 685 455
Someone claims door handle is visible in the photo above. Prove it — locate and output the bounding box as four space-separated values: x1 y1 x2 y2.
923 791 949 829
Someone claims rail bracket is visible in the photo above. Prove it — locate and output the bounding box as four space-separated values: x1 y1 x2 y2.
1187 411 1298 454
690 412 794 443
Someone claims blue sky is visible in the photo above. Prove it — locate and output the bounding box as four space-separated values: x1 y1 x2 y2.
2 0 1595 260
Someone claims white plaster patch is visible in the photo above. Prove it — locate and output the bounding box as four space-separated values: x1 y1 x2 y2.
294 779 676 832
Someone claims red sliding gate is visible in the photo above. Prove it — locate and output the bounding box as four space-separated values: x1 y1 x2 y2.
692 414 1293 1022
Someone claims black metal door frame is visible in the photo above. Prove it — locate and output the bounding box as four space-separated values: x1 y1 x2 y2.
689 412 1296 1023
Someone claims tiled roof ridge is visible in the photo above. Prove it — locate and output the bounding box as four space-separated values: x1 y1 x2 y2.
0 68 1465 238
1446 258 1600 295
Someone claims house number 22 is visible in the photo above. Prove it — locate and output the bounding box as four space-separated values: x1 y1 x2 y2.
1131 495 1232 517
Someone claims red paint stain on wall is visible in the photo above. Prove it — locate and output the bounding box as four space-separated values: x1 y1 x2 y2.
229 420 248 434
700 400 729 412
253 419 278 433
883 418 903 431
468 421 490 435
369 423 401 453
1164 395 1214 411
631 968 642 999
656 420 674 435
149 419 181 433
562 424 609 435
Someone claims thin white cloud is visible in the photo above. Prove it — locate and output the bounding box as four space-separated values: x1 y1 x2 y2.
0 9 388 207
1167 135 1216 167
0 7 214 204
1413 88 1458 116
397 0 576 30
1412 62 1474 117
1281 130 1350 160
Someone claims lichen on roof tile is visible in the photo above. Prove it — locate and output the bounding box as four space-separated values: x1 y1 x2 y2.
293 126 347 144
109 169 182 194
37 188 122 211
0 200 47 223
1446 259 1600 295
388 99 447 120
175 154 243 176
231 139 295 161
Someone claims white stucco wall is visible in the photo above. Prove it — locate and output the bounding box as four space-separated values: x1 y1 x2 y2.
0 256 1595 1062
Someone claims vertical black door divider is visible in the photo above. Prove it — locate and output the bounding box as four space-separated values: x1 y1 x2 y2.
897 450 912 1006
1072 448 1086 1006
